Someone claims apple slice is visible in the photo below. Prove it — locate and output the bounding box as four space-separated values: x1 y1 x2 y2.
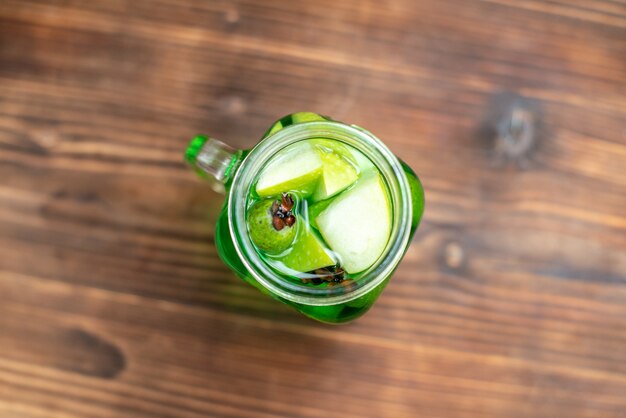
256 142 322 197
315 172 391 273
312 151 358 202
311 137 375 175
279 228 335 273
307 199 333 230
247 199 296 255
311 138 354 161
349 148 375 173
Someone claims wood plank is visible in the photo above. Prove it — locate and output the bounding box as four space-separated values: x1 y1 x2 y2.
0 0 625 416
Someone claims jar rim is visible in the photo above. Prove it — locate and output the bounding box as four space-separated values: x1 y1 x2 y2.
228 121 412 306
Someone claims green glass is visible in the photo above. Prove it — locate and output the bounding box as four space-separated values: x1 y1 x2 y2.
185 112 424 324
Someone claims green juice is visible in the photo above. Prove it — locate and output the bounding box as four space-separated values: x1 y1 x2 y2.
205 113 424 323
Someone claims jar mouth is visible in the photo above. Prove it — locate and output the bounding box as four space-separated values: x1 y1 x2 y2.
228 121 412 306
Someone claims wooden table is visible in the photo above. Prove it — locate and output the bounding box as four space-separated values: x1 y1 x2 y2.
1 1 625 417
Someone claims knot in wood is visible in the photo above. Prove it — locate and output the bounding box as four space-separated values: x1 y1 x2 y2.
444 241 465 271
480 91 543 169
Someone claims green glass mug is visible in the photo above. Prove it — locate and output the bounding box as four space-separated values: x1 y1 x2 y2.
185 112 424 323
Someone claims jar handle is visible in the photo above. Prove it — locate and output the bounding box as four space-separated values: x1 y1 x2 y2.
185 135 241 194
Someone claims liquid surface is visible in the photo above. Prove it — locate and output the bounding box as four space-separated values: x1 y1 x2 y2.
245 138 393 290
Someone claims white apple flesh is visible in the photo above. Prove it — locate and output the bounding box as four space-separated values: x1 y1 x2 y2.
255 142 322 197
315 172 391 273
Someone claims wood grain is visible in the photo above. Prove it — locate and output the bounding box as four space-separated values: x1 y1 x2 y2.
1 0 625 417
